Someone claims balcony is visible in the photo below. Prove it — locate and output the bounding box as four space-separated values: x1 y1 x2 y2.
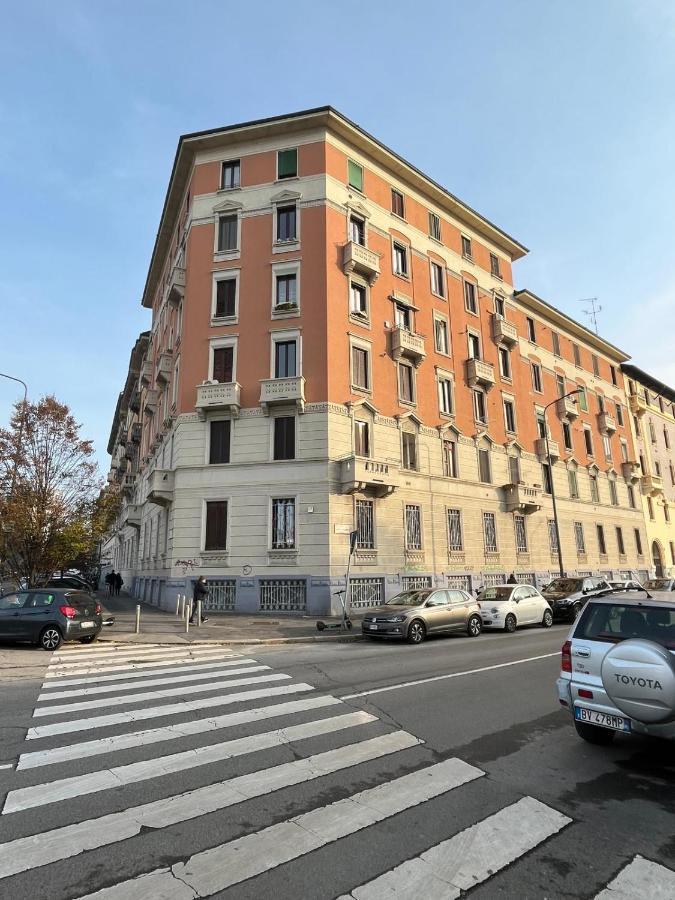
491 315 518 347
340 456 399 497
143 390 159 416
195 381 241 419
156 351 173 384
390 327 426 366
130 422 142 443
466 358 495 390
598 411 616 433
124 443 135 461
121 475 136 497
342 241 380 285
121 503 141 529
642 472 663 495
147 469 174 507
557 396 579 419
621 460 641 482
535 437 560 461
260 376 305 414
140 359 153 387
167 266 186 306
629 393 647 416
129 390 141 414
503 483 541 514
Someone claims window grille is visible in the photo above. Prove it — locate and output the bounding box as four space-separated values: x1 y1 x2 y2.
405 505 422 550
204 579 237 611
259 579 306 612
356 499 374 549
447 508 463 551
349 577 384 608
514 515 528 553
483 573 506 587
271 498 296 549
574 521 586 553
401 575 432 591
483 512 498 553
548 520 559 554
446 575 471 591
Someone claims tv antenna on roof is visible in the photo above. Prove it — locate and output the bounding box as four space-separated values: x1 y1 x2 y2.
577 297 602 334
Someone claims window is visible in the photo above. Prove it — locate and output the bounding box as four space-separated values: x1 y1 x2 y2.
670 541 675 566
276 205 297 242
665 503 670 524
494 294 506 318
434 317 449 355
634 528 643 555
429 212 441 241
592 354 600 377
473 390 487 425
348 160 363 191
430 261 445 297
498 347 511 380
616 527 625 556
602 434 612 460
542 463 553 494
514 515 528 553
572 343 581 367
610 478 619 507
526 317 537 343
213 346 234 383
490 253 501 278
640 454 646 475
589 472 600 503
405 505 422 550
351 346 370 391
670 463 675 486
204 501 228 551
548 520 559 554
354 420 370 457
508 454 521 484
349 215 365 245
461 235 472 258
273 416 295 460
394 302 412 331
483 512 498 553
391 189 405 217
562 420 573 451
552 331 561 356
616 403 624 427
531 363 543 393
217 214 238 252
503 398 516 433
574 521 586 553
215 278 236 319
536 412 547 439
597 524 607 556
649 420 657 443
271 498 295 549
350 282 368 319
402 432 418 470
356 499 375 549
665 426 671 449
438 376 453 415
443 439 458 478
392 242 409 277
478 447 492 483
568 468 579 499
274 340 297 378
577 387 588 412
610 365 617 386
277 148 297 179
464 280 477 313
627 484 636 508
209 420 231 465
467 333 481 361
598 394 605 413
275 272 298 309
221 160 240 190
447 508 463 551
648 496 655 520
172 358 180 407
399 363 415 403
583 427 594 455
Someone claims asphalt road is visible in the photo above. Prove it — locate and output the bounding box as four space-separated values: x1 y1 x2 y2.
0 623 673 899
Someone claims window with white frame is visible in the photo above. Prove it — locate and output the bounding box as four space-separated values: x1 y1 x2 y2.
271 498 296 550
351 345 370 391
276 205 297 243
572 342 581 366
277 148 297 179
526 317 537 342
498 346 511 379
391 188 405 217
468 331 481 359
620 439 628 462
213 273 238 320
514 515 528 553
398 363 415 403
574 521 586 553
447 508 463 551
464 280 478 314
552 331 561 356
350 281 368 319
609 477 619 506
490 253 501 278
394 302 412 331
548 519 559 554
602 434 612 460
356 499 374 549
434 315 449 355
221 160 240 190
473 389 487 425
354 419 370 457
568 467 579 498
616 403 624 427
171 357 180 406
429 211 442 241
562 420 573 451
494 294 506 318
589 471 600 502
503 397 516 434
273 337 298 378
483 512 498 553
443 437 458 478
405 504 422 550
508 454 521 484
348 159 363 191
393 241 409 277
273 264 299 312
349 215 365 245
217 214 238 252
478 447 492 484
542 462 552 493
531 362 543 393
461 235 472 258
211 341 235 383
583 426 594 456
430 261 445 297
438 375 454 416
402 431 418 470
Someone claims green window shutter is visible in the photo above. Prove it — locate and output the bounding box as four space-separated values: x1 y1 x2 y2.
278 148 297 178
348 160 363 191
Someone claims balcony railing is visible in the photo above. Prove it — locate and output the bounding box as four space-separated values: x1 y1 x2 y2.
491 315 518 347
156 351 173 384
140 359 153 387
598 411 616 433
260 376 305 414
556 396 579 418
342 241 380 285
130 422 142 443
129 390 141 413
147 469 174 507
121 503 141 529
390 327 426 366
629 393 647 416
503 483 541 514
535 437 560 461
121 474 136 496
195 381 241 419
143 390 159 416
621 460 641 482
340 456 399 497
466 358 495 389
642 472 663 495
166 266 185 306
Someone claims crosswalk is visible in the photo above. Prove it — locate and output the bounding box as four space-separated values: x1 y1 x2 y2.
0 641 673 899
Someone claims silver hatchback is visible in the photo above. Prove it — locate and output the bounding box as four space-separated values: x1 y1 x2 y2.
362 588 483 644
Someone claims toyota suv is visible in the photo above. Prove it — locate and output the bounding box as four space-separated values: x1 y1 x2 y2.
556 591 675 744
542 576 612 621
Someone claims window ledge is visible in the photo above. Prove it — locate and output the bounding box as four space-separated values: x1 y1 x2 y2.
272 307 301 319
275 176 299 184
349 314 371 328
354 549 377 564
393 272 411 282
268 549 298 563
200 551 229 563
211 316 238 327
217 186 242 194
214 250 240 261
273 241 300 255
351 385 372 396
462 253 474 263
491 273 503 281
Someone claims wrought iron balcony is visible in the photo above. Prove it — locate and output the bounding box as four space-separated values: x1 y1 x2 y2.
167 266 185 306
556 396 579 419
503 483 541 514
340 456 399 497
260 376 305 414
391 327 426 366
535 437 560 461
147 469 174 506
466 358 495 389
129 390 141 413
130 422 142 443
342 241 380 285
491 315 518 347
195 381 241 419
598 411 616 433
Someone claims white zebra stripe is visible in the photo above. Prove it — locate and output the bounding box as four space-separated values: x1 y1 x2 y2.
39 657 258 688
594 855 675 899
0 731 421 880
45 652 235 679
47 646 232 671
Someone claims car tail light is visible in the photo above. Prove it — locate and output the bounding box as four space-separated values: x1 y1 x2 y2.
59 605 77 619
578 688 594 699
95 603 101 614
561 640 572 673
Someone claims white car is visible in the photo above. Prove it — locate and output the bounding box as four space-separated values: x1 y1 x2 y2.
478 584 553 632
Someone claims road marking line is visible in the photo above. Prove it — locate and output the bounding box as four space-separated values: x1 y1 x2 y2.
341 652 560 699
0 731 422 880
49 645 214 661
51 643 164 656
39 657 257 688
73 757 482 900
338 795 571 899
33 673 290 717
45 652 236 679
0 764 13 771
595 855 675 899
18 696 344 769
38 663 268 700
47 647 233 670
26 683 315 739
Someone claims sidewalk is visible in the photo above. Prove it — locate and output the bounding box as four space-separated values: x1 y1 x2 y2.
97 592 363 645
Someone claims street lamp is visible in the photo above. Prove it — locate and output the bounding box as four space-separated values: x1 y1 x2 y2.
0 372 28 497
543 389 581 578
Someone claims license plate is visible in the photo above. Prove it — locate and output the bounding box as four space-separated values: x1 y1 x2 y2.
80 621 94 629
574 706 631 732
367 623 378 630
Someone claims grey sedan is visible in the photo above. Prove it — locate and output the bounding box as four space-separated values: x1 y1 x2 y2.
361 588 483 644
0 589 103 650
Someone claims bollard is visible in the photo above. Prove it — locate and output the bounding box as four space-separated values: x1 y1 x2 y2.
185 603 190 633
175 595 180 616
180 595 185 618
197 599 202 627
135 604 141 635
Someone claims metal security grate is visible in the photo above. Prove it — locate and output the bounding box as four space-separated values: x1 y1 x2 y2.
349 577 384 608
514 515 528 553
401 575 432 591
483 573 506 587
356 499 374 549
205 579 237 611
515 573 535 585
447 509 463 551
260 579 307 612
483 512 498 553
446 575 471 591
405 505 422 550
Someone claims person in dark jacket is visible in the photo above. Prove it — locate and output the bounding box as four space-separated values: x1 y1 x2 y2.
190 576 209 624
105 571 115 597
507 573 518 584
114 572 123 596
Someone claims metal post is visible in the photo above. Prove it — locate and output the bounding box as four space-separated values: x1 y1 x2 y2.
180 595 185 618
197 599 202 627
185 603 190 633
135 604 141 635
175 594 180 616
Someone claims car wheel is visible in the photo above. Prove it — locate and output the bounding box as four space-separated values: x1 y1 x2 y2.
407 620 426 644
504 614 517 633
40 627 62 651
79 634 97 644
541 609 553 628
574 720 615 745
570 602 583 620
467 615 482 637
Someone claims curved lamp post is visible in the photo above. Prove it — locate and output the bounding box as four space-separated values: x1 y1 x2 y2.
543 389 580 578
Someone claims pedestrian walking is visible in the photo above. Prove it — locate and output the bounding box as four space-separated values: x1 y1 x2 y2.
105 571 115 597
114 572 123 596
190 575 209 624
507 572 518 584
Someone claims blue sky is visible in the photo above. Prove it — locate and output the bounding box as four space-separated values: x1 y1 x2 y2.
1 0 674 472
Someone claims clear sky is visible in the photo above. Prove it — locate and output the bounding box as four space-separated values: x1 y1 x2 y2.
1 0 674 471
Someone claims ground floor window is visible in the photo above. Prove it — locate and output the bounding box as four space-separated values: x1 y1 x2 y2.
204 579 237 611
259 579 307 612
349 577 384 608
401 575 432 591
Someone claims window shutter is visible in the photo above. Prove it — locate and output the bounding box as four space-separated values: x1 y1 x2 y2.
278 148 298 178
209 420 231 464
348 160 363 191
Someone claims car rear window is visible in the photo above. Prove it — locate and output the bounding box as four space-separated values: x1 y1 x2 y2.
576 602 675 649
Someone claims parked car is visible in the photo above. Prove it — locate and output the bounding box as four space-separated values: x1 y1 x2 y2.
361 588 483 644
556 591 675 745
477 584 553 632
41 576 94 594
0 588 103 650
644 578 675 594
607 580 644 593
541 576 612 621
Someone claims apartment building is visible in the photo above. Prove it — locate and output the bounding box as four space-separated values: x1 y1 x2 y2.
621 364 675 578
106 107 650 614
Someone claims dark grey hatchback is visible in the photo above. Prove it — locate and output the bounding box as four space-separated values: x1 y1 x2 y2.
0 589 103 650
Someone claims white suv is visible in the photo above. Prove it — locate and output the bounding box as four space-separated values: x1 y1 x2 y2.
557 591 675 744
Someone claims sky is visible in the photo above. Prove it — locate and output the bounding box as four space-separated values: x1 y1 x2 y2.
1 0 674 473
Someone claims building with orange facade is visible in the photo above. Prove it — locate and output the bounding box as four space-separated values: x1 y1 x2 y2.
106 107 655 614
